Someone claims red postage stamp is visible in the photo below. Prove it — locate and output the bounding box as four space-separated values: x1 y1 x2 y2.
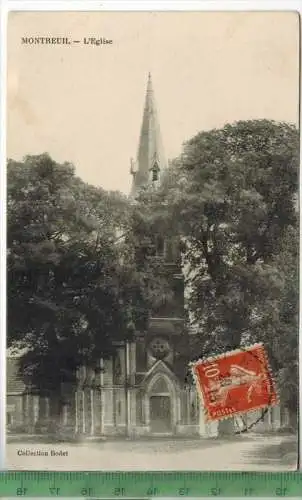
192 343 278 422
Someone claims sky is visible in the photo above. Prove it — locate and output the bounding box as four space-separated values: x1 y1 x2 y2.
7 11 300 194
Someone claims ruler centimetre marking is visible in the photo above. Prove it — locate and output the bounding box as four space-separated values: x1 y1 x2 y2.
0 471 301 497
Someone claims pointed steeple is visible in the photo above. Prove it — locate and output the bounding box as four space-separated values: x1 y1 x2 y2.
130 73 166 197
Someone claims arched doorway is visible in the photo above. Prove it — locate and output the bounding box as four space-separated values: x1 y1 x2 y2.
150 395 171 433
148 376 173 434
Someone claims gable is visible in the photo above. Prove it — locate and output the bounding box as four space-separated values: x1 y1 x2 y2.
141 359 179 389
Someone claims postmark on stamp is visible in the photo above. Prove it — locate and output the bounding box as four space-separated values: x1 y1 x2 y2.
191 343 278 422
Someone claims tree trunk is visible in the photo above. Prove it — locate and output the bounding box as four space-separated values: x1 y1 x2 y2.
288 408 298 432
218 417 236 437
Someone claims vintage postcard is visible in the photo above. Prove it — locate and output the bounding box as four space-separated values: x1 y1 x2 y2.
6 10 299 470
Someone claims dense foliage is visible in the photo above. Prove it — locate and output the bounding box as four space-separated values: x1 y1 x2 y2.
162 120 299 429
7 154 167 403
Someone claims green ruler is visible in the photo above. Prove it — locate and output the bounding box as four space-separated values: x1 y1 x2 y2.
0 472 301 498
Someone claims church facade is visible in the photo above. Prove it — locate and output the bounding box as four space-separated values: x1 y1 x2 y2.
7 74 285 438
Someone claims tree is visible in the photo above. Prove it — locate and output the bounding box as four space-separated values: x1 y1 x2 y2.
7 154 167 425
163 120 298 434
266 225 298 430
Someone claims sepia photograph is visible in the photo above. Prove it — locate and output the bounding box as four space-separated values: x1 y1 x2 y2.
6 10 299 470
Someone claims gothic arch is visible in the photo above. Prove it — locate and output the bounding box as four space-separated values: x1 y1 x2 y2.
147 371 176 397
142 367 181 432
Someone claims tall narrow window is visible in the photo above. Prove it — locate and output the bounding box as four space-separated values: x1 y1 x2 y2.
156 235 165 256
152 168 159 182
113 353 122 385
164 239 174 262
151 159 160 183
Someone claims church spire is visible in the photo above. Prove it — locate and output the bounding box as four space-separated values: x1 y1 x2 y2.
130 73 166 197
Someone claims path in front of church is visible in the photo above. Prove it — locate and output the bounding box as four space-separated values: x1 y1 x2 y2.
6 434 297 470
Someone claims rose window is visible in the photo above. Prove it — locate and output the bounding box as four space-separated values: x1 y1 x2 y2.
149 337 170 359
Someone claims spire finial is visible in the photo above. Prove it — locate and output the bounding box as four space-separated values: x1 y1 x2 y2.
130 73 166 197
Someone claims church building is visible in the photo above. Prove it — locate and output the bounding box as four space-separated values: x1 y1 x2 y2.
7 74 284 437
